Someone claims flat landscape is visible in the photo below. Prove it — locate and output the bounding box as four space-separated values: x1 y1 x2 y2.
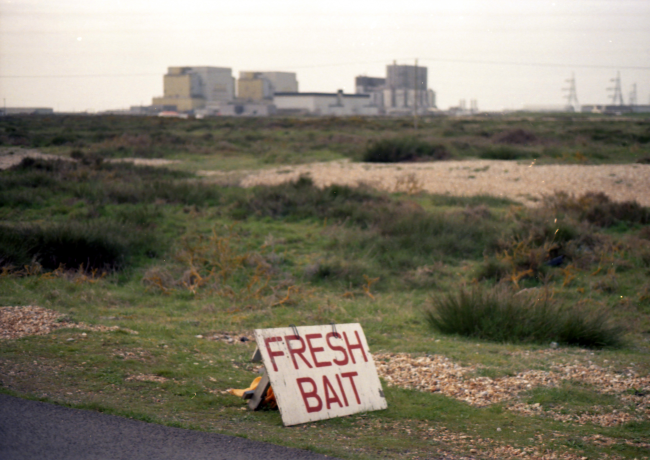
1 114 650 459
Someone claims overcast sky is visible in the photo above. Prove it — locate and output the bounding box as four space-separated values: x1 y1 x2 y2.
1 0 649 112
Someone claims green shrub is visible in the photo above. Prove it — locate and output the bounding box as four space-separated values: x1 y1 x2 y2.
363 138 450 163
424 287 624 348
303 258 370 286
547 192 650 227
0 221 159 271
478 146 529 160
430 194 518 208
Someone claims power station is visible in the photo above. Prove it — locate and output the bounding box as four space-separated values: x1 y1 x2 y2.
148 61 438 116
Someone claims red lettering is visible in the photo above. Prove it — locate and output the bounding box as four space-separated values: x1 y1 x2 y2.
326 332 349 366
341 372 361 404
335 374 349 407
305 333 331 368
297 377 322 413
264 336 284 372
285 335 312 370
343 331 368 364
322 375 343 409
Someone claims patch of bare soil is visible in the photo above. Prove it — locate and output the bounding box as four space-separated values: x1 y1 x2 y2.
229 160 650 207
0 306 138 340
375 352 650 427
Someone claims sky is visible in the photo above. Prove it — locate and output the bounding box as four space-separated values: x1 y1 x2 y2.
1 0 649 112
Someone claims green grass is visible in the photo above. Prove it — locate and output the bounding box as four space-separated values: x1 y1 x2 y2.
1 115 649 460
3 112 648 166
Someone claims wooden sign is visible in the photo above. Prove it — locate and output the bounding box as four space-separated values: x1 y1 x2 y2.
252 323 387 426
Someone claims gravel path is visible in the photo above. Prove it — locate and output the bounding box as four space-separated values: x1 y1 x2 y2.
0 394 338 460
229 160 650 207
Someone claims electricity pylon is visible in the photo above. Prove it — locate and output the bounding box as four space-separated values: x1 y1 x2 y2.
563 73 580 112
607 72 624 106
629 83 637 106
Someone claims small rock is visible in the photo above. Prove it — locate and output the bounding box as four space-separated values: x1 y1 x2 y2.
81 333 87 337
496 427 501 432
66 338 75 342
227 338 234 343
550 342 558 349
195 334 204 339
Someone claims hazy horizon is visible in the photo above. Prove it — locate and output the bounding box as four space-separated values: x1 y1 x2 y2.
1 0 649 112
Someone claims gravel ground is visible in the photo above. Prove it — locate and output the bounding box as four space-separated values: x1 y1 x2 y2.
226 160 650 207
0 306 138 340
3 148 649 206
0 148 74 169
375 352 650 427
0 148 178 169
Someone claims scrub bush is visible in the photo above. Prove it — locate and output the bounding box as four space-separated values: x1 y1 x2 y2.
363 138 450 162
0 221 159 271
425 287 624 348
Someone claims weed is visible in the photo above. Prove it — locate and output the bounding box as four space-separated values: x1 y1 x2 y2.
393 173 424 195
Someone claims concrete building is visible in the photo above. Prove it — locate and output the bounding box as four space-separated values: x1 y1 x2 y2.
354 63 436 115
384 63 434 114
355 76 385 95
152 66 235 112
273 90 378 116
237 71 298 101
211 102 276 117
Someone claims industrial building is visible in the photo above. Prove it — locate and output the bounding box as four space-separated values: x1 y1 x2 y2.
273 91 378 116
581 104 650 114
237 72 298 101
152 66 235 112
355 63 436 115
0 107 53 115
147 61 436 116
355 76 386 95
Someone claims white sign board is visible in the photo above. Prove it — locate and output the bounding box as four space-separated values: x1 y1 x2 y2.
253 323 387 426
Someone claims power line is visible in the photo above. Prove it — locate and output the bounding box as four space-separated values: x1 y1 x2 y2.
418 57 650 71
1 57 649 79
0 73 160 79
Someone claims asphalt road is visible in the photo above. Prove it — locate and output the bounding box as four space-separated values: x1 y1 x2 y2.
0 394 339 460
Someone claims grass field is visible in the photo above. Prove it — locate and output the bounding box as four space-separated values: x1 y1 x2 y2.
1 114 650 459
